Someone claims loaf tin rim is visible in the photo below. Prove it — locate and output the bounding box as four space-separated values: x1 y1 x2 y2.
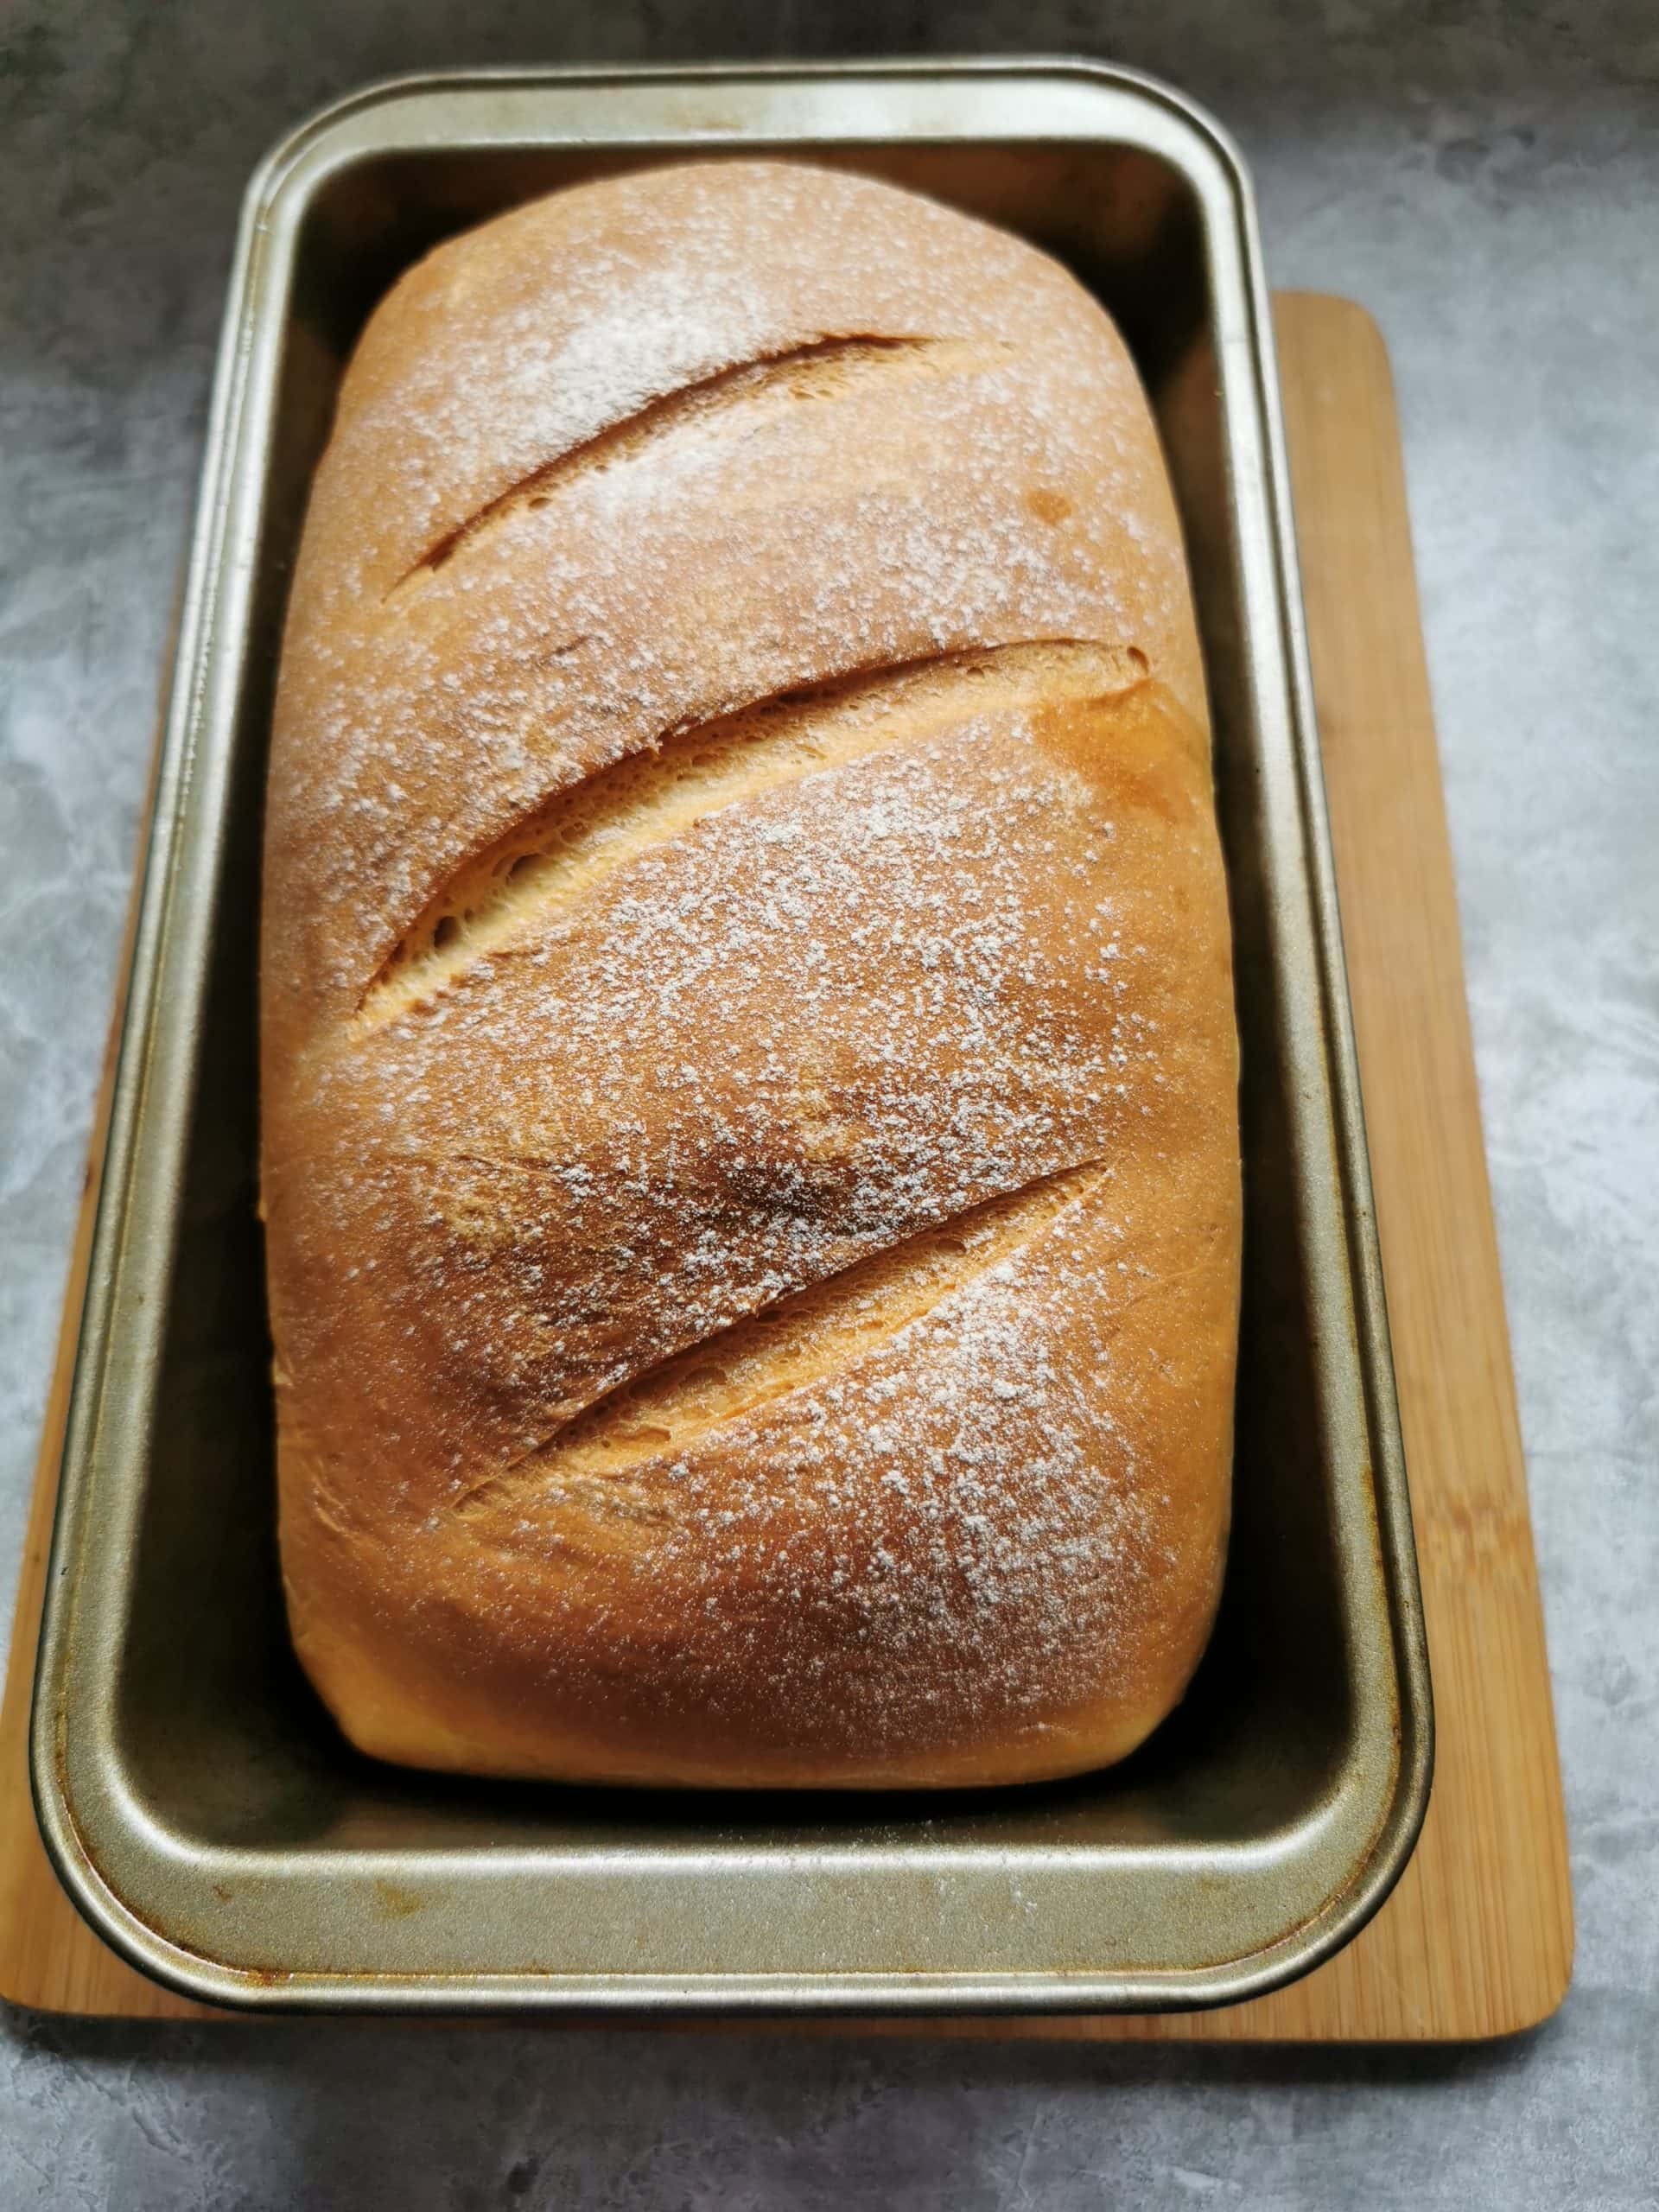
31 56 1433 2013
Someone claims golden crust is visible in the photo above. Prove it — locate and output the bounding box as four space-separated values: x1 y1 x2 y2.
263 160 1240 1789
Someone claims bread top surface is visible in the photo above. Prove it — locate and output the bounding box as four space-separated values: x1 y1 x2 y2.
263 160 1239 1787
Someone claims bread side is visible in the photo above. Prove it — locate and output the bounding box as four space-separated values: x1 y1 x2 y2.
263 161 1239 1787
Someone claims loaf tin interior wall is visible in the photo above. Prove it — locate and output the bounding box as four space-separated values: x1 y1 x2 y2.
113 142 1356 1859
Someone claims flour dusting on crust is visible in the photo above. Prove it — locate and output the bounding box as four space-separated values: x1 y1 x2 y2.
262 160 1239 1787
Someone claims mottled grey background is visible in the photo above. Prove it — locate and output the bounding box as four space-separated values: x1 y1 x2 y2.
2 3 1655 2205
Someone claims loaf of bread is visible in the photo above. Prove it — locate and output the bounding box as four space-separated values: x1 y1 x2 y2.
261 160 1240 1789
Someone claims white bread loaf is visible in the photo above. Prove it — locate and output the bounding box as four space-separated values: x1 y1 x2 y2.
261 160 1240 1788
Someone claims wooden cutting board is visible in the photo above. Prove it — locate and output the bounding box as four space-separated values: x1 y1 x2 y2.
0 294 1573 2037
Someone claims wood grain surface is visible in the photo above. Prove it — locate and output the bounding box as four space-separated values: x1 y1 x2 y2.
0 293 1573 2037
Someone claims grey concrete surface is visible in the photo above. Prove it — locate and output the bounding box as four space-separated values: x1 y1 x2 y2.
2 3 1655 2205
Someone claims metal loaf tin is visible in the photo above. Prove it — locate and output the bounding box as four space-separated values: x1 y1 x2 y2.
32 60 1432 2014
